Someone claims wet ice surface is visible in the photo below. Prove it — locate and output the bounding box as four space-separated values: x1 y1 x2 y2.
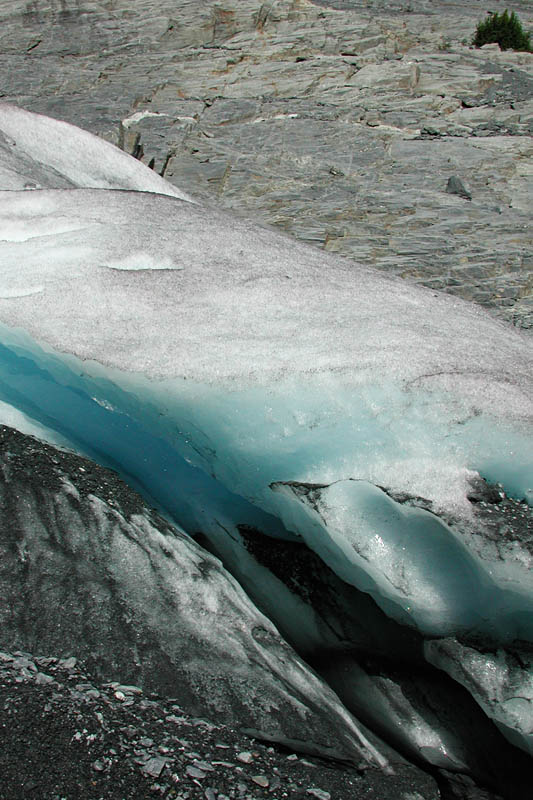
426 637 533 757
271 478 532 637
0 105 532 788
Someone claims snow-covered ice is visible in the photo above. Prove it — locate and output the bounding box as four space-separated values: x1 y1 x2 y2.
0 104 190 199
0 104 532 759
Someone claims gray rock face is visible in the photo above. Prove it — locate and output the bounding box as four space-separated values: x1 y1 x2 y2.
0 424 387 767
1 0 532 327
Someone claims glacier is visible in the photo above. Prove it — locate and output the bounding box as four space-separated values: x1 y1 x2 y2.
0 104 532 796
1 188 531 638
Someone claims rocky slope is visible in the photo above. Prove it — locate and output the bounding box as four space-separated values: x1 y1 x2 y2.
0 648 442 800
1 0 532 327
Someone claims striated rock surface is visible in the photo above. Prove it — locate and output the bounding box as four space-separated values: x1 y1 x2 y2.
1 0 532 327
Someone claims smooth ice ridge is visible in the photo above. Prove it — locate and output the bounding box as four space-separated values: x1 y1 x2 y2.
271 479 530 637
0 324 532 643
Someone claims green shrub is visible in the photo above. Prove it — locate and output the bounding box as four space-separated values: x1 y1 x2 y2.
473 9 532 52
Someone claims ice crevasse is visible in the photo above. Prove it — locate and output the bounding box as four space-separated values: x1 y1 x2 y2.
0 104 532 754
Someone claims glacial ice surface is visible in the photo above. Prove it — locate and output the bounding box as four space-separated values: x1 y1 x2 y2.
425 639 533 757
0 105 532 756
0 185 531 640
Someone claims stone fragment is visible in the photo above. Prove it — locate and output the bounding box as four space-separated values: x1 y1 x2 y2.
116 684 143 695
466 476 503 504
237 751 254 764
192 718 218 730
13 657 37 672
306 790 331 800
59 656 77 669
35 672 54 685
0 652 14 662
35 657 56 667
141 757 168 778
252 775 269 787
186 765 207 779
446 176 472 200
192 759 215 772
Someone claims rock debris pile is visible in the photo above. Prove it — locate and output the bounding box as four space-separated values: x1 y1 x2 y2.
0 651 437 800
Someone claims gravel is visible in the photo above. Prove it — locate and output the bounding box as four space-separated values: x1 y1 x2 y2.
0 651 438 800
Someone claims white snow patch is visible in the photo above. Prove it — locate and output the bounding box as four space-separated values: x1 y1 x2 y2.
121 111 169 128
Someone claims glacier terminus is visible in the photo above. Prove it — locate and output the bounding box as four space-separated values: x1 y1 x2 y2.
0 104 532 799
